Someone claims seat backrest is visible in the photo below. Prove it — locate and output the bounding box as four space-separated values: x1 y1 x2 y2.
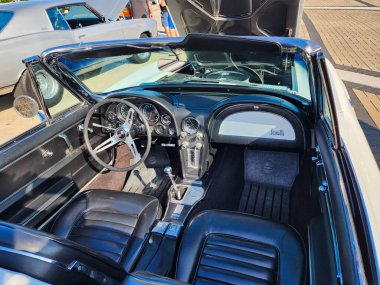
0 221 126 285
176 210 305 284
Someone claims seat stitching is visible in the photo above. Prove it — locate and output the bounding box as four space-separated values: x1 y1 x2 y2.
198 264 274 283
195 277 233 285
85 209 139 218
69 232 130 247
206 240 277 259
193 233 280 284
202 252 276 271
208 234 278 257
79 218 137 228
71 224 131 238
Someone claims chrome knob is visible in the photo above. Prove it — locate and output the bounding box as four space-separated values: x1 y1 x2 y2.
164 166 181 200
164 166 172 175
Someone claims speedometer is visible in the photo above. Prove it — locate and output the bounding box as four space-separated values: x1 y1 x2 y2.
182 117 200 135
140 103 159 123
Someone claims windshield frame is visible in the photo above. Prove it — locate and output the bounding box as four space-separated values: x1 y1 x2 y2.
38 35 319 105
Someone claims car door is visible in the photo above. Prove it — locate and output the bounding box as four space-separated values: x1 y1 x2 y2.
310 54 371 284
0 60 108 229
57 4 125 42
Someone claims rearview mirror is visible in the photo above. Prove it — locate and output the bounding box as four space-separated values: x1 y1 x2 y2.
13 95 39 118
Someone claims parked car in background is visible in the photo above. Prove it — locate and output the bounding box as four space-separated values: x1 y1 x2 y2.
0 0 157 106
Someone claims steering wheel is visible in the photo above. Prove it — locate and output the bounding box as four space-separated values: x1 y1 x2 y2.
83 98 151 172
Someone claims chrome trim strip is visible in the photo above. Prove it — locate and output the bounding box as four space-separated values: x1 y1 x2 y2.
0 245 66 268
315 147 343 284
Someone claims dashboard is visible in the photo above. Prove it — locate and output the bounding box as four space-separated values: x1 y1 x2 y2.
101 91 307 180
104 100 202 139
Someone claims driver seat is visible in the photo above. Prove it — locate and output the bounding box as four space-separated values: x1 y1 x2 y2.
50 190 162 272
0 190 161 284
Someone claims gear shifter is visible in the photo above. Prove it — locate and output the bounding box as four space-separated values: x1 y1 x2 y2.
164 166 181 200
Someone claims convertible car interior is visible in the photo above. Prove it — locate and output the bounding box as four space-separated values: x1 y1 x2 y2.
0 35 367 284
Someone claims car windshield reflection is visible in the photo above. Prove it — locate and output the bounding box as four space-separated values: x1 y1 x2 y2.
59 48 311 101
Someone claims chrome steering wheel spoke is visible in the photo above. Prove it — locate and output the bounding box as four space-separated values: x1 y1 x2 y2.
125 134 141 161
92 123 116 131
94 135 119 153
83 98 152 172
122 108 136 131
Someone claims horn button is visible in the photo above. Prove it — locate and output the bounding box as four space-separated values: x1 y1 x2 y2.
115 127 128 140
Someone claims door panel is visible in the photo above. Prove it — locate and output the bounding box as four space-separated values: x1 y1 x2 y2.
0 107 109 227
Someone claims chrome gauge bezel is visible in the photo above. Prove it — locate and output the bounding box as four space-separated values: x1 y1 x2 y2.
139 103 160 123
154 124 165 135
182 117 200 135
161 114 172 126
116 103 132 122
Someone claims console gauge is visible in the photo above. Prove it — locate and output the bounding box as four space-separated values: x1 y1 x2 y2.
161 114 172 126
154 124 165 135
182 117 200 135
140 103 159 123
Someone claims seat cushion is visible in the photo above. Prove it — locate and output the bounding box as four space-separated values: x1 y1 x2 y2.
176 210 305 285
51 190 161 272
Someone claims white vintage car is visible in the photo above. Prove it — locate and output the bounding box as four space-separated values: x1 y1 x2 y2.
0 0 157 103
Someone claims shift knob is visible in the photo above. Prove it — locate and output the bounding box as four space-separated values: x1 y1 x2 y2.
164 166 181 200
164 166 172 175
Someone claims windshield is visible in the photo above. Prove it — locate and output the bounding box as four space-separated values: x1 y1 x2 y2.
59 48 311 101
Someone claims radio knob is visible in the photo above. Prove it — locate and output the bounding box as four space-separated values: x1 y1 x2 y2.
196 132 203 141
181 142 189 149
180 132 187 139
195 143 202 149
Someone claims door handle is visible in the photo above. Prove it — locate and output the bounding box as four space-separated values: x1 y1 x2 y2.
78 34 85 39
41 149 54 158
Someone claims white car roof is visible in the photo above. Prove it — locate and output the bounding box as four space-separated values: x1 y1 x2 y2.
0 0 128 40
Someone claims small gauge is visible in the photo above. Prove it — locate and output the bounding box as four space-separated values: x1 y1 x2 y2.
116 103 135 122
140 103 159 123
106 111 117 122
182 117 200 135
161 114 172 126
168 128 175 136
154 124 165 135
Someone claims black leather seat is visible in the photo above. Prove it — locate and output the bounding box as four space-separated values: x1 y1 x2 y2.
51 190 161 272
126 210 305 285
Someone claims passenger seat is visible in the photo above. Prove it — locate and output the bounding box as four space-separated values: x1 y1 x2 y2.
125 210 305 285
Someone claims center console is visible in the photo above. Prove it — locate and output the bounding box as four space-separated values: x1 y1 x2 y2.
178 116 209 180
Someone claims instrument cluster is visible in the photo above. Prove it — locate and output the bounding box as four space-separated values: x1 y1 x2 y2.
105 102 176 137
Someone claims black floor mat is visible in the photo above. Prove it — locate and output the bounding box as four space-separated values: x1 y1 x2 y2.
238 183 291 223
187 146 245 221
238 150 299 223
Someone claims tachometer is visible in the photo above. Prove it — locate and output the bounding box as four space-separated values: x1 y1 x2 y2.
182 117 199 135
116 103 135 122
140 103 159 123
